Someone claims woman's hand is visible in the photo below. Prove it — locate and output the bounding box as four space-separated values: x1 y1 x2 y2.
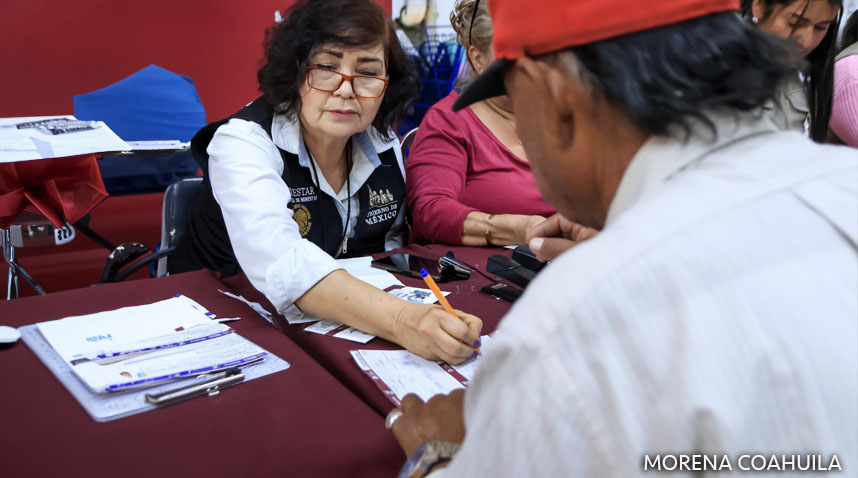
395 304 482 365
525 213 599 261
462 212 546 246
511 215 548 246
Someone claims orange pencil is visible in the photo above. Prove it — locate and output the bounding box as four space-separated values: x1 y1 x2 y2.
420 268 481 355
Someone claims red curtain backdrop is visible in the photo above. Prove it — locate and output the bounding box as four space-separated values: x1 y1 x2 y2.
0 0 392 123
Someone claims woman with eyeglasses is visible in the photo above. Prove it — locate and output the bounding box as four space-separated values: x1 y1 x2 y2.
171 0 482 364
742 0 843 142
404 0 556 247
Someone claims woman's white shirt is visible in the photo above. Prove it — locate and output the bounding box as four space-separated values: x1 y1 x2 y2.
206 114 405 320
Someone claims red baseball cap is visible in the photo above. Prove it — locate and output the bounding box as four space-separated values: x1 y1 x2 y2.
453 0 740 111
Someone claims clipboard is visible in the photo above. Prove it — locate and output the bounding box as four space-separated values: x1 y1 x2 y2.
20 325 290 422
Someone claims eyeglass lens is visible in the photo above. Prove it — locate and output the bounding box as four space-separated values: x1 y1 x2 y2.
309 69 386 98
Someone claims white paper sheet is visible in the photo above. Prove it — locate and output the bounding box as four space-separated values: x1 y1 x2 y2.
0 115 131 163
304 319 343 335
304 320 376 344
218 289 274 326
351 335 491 404
352 349 465 403
333 327 375 344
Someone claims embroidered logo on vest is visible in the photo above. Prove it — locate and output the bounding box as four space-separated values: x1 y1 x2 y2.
291 204 312 237
369 187 396 208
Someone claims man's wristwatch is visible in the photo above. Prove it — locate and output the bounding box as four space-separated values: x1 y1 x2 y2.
398 441 461 478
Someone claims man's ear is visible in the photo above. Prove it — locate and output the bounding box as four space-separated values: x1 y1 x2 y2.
508 56 577 152
546 64 581 152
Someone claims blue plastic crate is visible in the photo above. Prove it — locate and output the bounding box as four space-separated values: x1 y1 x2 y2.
399 25 465 135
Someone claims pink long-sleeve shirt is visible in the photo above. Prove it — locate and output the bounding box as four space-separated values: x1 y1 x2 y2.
405 91 555 245
830 53 858 148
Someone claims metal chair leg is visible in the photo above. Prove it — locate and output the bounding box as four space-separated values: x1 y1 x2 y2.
2 229 46 299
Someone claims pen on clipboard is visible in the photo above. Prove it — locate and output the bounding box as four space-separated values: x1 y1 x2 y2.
145 368 244 406
419 268 481 355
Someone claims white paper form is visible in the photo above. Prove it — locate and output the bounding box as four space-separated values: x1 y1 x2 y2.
352 349 465 404
304 320 375 344
336 256 404 290
351 335 492 405
0 115 131 163
72 324 267 392
37 296 213 360
36 296 267 393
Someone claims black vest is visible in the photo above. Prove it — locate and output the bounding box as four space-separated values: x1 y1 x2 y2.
169 98 405 277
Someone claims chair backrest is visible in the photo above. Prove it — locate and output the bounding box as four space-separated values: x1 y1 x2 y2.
400 127 419 161
157 177 204 276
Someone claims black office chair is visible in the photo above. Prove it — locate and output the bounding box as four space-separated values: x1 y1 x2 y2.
100 177 203 283
156 177 204 276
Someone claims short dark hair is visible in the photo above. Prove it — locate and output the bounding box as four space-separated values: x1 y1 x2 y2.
552 12 797 140
740 0 843 142
257 0 419 139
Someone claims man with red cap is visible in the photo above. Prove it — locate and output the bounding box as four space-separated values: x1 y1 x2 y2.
387 0 857 476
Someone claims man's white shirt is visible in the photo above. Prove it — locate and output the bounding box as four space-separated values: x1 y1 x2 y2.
443 112 858 477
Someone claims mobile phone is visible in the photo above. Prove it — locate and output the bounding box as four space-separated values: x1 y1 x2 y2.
480 282 523 302
371 253 443 281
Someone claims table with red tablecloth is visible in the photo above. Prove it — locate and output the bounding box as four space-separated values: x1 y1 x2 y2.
222 245 516 415
0 269 403 478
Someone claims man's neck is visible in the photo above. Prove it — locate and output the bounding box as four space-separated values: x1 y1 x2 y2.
591 117 648 229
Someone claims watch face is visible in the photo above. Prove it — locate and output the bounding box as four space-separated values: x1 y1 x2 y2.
398 443 430 478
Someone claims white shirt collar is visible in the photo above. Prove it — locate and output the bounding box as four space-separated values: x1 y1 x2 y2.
606 110 781 225
269 113 399 200
270 113 398 159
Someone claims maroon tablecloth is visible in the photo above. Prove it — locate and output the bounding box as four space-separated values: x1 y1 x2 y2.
222 245 515 415
0 269 402 478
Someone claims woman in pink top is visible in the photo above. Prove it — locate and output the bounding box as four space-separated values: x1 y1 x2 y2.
830 9 858 147
405 0 554 246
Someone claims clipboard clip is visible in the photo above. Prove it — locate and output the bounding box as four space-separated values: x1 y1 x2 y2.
145 368 244 406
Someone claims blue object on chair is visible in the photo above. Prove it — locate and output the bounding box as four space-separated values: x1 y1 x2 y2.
73 65 207 194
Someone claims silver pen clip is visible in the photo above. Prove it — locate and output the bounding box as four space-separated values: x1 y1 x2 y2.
145 368 244 406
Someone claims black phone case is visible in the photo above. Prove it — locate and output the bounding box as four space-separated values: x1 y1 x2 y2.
480 282 523 302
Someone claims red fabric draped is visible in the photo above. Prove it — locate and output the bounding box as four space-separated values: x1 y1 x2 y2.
0 154 108 229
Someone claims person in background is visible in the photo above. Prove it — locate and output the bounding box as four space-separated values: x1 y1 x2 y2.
830 9 858 146
404 0 554 247
171 0 481 364
387 0 857 476
742 0 843 141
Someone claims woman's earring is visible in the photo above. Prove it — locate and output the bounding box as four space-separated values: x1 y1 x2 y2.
752 16 759 24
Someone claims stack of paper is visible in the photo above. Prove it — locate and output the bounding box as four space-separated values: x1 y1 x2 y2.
0 115 131 163
351 335 493 406
36 295 267 393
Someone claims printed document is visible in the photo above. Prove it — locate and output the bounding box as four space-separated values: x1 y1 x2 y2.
351 335 493 405
36 296 268 393
0 115 130 163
